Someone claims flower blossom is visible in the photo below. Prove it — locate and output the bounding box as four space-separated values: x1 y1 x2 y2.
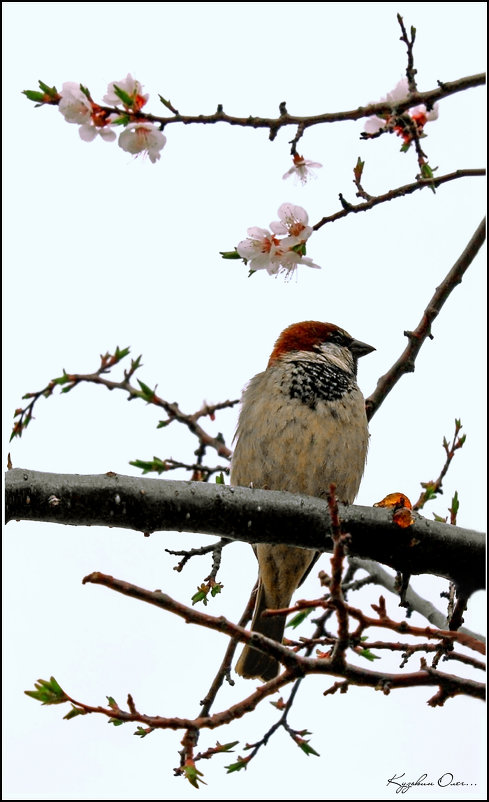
59 82 116 142
236 204 321 278
118 122 167 163
270 202 313 241
364 77 439 146
103 74 149 111
282 153 323 184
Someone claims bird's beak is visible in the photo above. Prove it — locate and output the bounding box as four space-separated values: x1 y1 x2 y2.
350 338 375 358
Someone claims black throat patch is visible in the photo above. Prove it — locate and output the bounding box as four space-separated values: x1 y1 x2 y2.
284 360 356 409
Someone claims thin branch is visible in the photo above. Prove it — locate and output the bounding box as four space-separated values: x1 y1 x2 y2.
346 557 484 643
34 73 485 136
413 419 466 511
397 14 418 93
10 347 238 459
177 587 257 775
312 172 485 231
366 218 486 419
81 573 484 702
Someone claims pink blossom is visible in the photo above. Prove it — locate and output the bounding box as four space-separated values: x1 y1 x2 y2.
282 153 322 184
118 122 167 162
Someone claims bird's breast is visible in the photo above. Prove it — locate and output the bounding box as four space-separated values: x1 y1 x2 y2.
231 360 369 503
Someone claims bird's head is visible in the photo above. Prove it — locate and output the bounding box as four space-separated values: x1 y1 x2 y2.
267 321 375 374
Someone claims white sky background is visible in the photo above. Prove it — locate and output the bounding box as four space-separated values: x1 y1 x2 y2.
2 2 486 799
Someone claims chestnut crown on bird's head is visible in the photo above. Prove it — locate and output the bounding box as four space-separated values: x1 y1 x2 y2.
267 321 375 368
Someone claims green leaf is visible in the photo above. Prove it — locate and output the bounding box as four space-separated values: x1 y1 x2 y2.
191 588 209 606
108 718 125 726
286 608 311 629
358 648 381 662
134 726 152 738
226 758 249 773
23 90 47 103
106 696 118 709
25 676 67 705
353 156 365 183
290 241 306 255
450 491 460 516
112 85 133 107
215 472 225 484
183 764 206 788
211 582 223 598
129 457 167 475
220 249 241 260
216 740 239 753
298 740 320 757
114 346 130 361
110 114 131 126
420 162 437 193
63 704 87 720
137 379 154 400
52 371 72 385
38 80 58 98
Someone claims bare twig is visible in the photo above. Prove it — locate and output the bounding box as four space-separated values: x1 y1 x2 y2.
10 347 238 459
414 419 466 510
31 73 485 136
313 172 485 231
366 218 486 420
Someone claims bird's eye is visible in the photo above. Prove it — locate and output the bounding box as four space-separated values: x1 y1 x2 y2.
328 330 350 346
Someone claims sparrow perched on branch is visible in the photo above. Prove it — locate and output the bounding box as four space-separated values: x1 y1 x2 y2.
231 320 374 681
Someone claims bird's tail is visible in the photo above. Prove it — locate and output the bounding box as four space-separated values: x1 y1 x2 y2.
235 581 286 681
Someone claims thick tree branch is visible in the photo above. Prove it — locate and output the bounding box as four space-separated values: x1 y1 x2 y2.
366 217 486 419
5 469 485 594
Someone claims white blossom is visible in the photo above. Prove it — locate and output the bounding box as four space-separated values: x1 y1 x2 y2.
58 82 92 124
364 77 440 142
237 216 321 278
282 153 322 184
270 203 312 241
79 124 117 143
103 74 149 109
118 122 167 162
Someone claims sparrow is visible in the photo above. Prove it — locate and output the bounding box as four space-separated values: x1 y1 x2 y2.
231 320 374 680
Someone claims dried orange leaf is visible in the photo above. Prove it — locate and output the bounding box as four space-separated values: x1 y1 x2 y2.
392 507 415 528
374 492 412 510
